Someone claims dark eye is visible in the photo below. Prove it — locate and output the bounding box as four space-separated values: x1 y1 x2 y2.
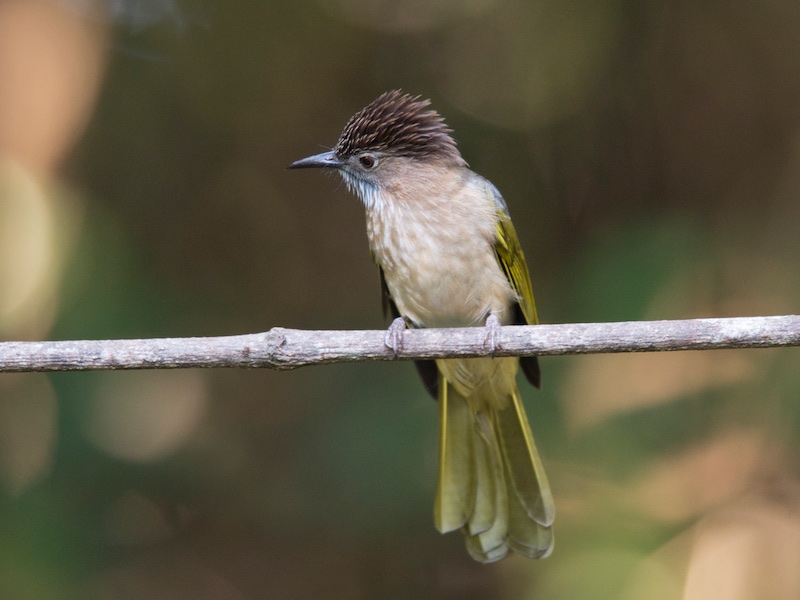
358 154 377 169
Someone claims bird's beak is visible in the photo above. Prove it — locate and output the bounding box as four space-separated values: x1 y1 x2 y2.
287 150 343 170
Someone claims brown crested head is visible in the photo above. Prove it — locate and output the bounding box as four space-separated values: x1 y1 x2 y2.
333 90 466 166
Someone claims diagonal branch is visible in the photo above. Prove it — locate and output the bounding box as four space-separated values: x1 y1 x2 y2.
0 315 798 373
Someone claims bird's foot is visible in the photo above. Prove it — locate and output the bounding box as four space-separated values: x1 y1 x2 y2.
384 317 407 358
483 313 502 357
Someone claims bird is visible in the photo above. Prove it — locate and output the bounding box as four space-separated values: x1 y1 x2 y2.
289 90 554 562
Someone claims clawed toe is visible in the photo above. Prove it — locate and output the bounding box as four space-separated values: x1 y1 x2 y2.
385 317 407 358
484 313 502 356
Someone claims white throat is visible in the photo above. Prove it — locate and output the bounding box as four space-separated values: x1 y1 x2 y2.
338 171 382 211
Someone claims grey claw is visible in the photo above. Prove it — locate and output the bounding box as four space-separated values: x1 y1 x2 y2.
484 313 502 356
385 317 407 358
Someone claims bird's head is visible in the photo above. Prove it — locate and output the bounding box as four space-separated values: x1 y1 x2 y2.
289 90 466 207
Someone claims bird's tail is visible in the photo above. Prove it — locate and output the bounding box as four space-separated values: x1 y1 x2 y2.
434 373 554 562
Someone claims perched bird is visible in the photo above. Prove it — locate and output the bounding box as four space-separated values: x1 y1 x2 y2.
289 90 554 562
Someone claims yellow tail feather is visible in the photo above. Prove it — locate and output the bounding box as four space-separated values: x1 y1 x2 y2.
434 369 554 562
434 371 474 533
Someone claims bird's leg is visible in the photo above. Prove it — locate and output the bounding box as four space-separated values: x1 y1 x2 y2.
385 316 407 358
483 313 502 357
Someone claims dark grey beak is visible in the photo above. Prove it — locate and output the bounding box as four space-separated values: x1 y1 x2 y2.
288 150 343 170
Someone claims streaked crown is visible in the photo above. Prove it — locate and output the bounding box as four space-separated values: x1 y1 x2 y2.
334 90 466 165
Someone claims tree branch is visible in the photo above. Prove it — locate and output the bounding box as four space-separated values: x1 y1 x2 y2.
0 315 798 373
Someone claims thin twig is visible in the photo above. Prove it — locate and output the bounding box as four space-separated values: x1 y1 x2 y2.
0 315 797 373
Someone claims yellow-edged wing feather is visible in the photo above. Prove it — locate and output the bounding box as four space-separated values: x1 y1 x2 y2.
494 210 538 325
488 182 541 388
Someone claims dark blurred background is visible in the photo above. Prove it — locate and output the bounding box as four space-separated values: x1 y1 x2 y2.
1 0 799 598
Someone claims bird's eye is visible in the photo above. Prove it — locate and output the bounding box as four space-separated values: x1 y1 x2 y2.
358 154 377 169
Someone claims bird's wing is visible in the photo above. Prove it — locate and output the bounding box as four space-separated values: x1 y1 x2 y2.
486 182 541 388
379 264 400 321
486 182 538 326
